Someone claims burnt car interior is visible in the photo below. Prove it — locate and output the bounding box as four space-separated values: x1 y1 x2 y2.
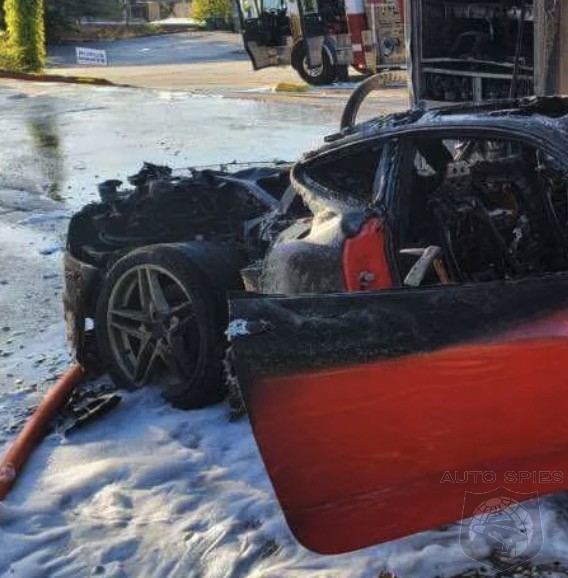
396 136 568 284
67 124 568 298
415 0 535 101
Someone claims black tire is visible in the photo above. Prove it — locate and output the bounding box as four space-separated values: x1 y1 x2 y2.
95 244 226 409
292 43 336 86
335 64 350 83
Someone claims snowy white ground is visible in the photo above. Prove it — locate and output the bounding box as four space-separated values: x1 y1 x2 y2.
3 329 568 578
2 83 568 578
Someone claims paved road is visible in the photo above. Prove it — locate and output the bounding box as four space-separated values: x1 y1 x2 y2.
48 31 249 68
47 31 410 107
47 31 321 92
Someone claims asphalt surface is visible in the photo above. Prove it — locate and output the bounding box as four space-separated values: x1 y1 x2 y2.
0 82 340 210
48 31 249 68
47 30 411 105
46 31 304 92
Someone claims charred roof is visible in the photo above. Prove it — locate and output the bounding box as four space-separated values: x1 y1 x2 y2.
317 96 568 160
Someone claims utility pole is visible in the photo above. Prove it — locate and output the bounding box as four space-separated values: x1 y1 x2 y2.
561 1 568 93
119 0 131 25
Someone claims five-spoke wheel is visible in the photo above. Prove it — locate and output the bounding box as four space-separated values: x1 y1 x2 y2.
96 245 225 409
106 264 199 384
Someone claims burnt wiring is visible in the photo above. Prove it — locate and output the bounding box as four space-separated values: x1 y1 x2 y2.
68 162 300 268
419 151 568 283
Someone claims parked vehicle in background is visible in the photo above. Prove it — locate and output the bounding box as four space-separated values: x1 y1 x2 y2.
235 0 568 96
234 0 405 84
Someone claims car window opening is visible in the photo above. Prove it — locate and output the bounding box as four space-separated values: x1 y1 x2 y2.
397 137 568 284
304 144 383 205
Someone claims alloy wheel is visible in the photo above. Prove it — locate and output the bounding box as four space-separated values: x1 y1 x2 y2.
106 264 202 386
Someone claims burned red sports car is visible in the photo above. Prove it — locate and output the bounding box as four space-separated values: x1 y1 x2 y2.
63 94 568 554
65 95 568 410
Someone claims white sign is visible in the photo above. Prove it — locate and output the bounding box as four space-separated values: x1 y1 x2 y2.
75 47 108 67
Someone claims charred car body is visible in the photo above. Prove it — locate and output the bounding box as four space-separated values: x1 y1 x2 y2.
63 0 568 557
228 96 568 554
65 95 568 411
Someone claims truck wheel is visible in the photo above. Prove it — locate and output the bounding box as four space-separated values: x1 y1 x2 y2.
335 64 350 82
293 44 336 86
95 245 225 409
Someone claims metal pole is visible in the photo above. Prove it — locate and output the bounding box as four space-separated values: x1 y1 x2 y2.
560 1 568 93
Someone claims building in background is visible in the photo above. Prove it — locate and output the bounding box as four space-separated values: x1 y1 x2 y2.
130 0 191 21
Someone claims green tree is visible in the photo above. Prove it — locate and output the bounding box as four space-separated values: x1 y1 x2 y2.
192 0 232 22
4 0 46 71
44 0 122 42
45 0 120 24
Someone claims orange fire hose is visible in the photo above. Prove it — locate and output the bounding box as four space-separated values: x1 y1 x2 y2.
0 363 85 500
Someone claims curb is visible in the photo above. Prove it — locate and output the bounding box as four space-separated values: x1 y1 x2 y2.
0 70 128 87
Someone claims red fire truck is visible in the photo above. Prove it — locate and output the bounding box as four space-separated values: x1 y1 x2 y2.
234 0 405 85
